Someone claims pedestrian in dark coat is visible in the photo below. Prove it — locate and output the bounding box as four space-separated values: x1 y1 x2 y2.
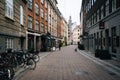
59 42 62 51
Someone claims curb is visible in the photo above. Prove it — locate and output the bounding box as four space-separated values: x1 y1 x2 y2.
77 49 120 77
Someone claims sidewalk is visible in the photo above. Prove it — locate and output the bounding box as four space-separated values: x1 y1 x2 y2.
13 52 50 80
81 50 120 68
77 49 120 77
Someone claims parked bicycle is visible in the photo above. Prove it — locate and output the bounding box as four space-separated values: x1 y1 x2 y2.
19 50 36 70
28 50 40 62
0 52 15 80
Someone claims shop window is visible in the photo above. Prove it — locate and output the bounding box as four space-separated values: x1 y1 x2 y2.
6 38 13 49
111 27 116 53
108 37 111 46
116 0 120 8
116 36 119 47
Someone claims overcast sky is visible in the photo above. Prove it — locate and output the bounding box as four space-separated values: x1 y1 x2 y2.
57 0 82 25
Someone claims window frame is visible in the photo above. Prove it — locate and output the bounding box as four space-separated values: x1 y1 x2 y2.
6 38 13 49
35 3 39 15
28 0 32 10
111 27 117 53
40 8 44 18
20 6 24 25
35 20 39 32
28 16 33 29
5 0 14 19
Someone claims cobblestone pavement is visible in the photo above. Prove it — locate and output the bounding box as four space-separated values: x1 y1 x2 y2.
16 45 120 80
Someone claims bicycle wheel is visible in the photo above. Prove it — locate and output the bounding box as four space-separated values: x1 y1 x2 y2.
27 59 36 70
33 55 40 62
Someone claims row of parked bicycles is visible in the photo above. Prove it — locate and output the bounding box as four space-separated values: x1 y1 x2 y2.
0 49 40 80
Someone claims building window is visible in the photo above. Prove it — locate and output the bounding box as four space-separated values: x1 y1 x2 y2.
116 0 120 8
89 0 91 9
45 0 48 9
92 15 94 25
5 0 13 19
28 16 32 29
40 9 44 18
101 5 104 19
86 6 88 13
94 13 96 23
45 13 48 21
92 0 94 6
94 0 96 3
90 17 92 26
35 3 39 15
112 0 116 12
20 6 23 25
97 10 99 22
105 0 109 16
41 0 44 4
87 3 89 12
48 16 51 24
111 27 116 53
35 20 39 31
28 0 32 10
45 26 48 33
6 38 13 49
41 24 44 32
99 9 101 20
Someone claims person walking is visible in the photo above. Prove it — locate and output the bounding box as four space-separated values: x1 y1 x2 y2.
58 42 62 51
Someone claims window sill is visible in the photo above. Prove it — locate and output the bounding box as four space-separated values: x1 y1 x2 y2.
5 16 14 22
21 24 24 27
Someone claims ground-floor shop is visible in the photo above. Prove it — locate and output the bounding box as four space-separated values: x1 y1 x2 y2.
0 34 26 52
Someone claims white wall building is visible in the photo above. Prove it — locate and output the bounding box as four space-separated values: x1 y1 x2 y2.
73 25 82 45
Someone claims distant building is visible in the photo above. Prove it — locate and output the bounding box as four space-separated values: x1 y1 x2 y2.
73 25 82 45
80 0 120 61
68 16 73 45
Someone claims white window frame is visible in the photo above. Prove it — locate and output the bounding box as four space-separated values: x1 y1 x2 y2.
35 20 39 31
28 0 32 10
106 0 109 16
45 0 48 9
20 6 24 25
41 0 44 4
112 0 116 12
41 24 44 32
45 13 48 21
6 38 13 49
97 10 99 22
41 9 44 18
101 5 104 19
5 0 13 19
35 3 39 15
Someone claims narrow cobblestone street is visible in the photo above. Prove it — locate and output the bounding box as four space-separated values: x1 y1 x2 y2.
17 45 120 80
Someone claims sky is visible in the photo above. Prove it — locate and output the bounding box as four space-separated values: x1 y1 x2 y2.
57 0 82 25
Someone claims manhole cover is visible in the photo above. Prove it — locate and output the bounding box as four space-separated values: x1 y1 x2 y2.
75 71 89 75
